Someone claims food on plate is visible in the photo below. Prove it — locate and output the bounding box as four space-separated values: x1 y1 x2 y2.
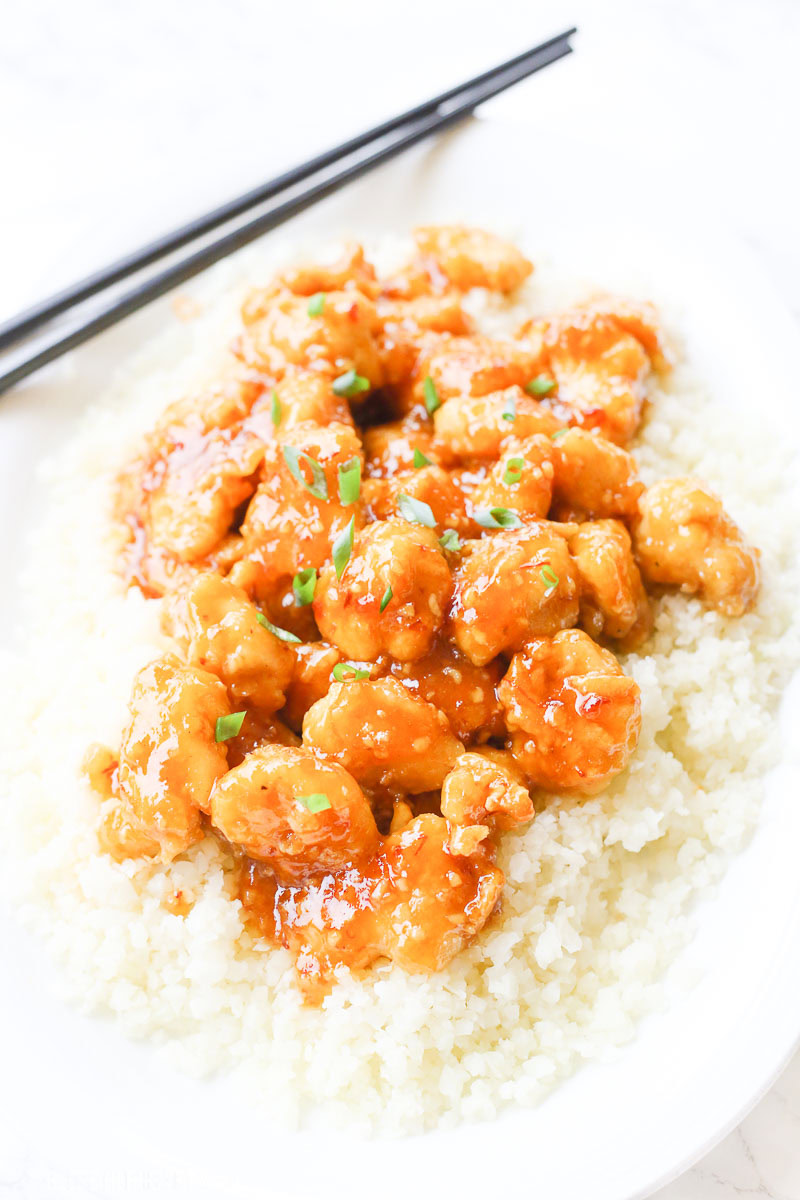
7 223 792 1132
85 226 761 995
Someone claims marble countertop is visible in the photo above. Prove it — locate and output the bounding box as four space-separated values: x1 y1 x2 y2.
1 1 798 1196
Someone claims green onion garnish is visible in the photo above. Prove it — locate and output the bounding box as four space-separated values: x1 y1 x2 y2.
502 393 517 422
307 292 325 316
292 568 317 606
215 711 246 742
423 376 441 415
439 528 462 552
502 456 525 486
333 369 370 398
540 565 560 591
256 612 302 643
397 493 436 528
525 375 556 397
332 515 355 579
270 391 282 427
299 793 332 814
474 507 522 530
379 584 393 613
282 445 329 500
332 662 369 682
413 447 432 469
551 427 570 442
337 456 362 505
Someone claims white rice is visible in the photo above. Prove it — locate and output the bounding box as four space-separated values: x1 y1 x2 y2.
1 238 798 1134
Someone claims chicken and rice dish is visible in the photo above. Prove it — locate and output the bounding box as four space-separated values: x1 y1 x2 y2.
80 226 760 1000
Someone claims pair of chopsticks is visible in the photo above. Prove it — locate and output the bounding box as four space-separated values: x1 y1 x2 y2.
0 28 575 397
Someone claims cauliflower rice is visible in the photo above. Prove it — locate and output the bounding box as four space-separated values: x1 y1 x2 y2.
1 238 798 1133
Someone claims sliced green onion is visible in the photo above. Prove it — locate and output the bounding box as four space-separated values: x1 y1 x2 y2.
525 375 556 397
298 793 332 814
540 564 560 591
307 292 326 316
551 427 570 442
270 391 282 427
503 456 525 486
413 447 432 469
215 711 246 742
439 528 462 552
337 456 362 505
332 369 370 398
332 662 370 682
379 584 393 613
474 506 522 530
282 445 328 500
423 376 441 415
397 493 436 527
292 567 317 606
502 393 517 422
332 515 355 579
256 611 302 643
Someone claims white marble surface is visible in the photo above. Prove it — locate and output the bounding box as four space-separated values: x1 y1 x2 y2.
1 1 799 1196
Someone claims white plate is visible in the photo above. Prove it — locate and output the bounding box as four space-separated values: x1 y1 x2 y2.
1 118 799 1200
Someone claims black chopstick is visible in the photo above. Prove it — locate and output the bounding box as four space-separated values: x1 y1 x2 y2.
0 31 575 397
0 28 575 354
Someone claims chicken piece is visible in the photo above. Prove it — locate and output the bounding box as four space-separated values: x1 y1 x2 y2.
539 300 669 446
470 433 555 519
313 519 452 662
118 378 267 589
380 261 440 300
372 291 474 387
362 419 451 479
97 657 230 861
498 629 641 793
376 250 473 331
211 743 379 883
225 711 300 769
236 287 385 386
239 813 503 995
388 638 504 742
282 641 382 732
203 531 247 575
378 291 474 336
440 752 534 830
470 746 529 787
235 420 364 592
303 678 461 793
578 296 673 373
449 525 580 665
550 427 643 520
633 478 760 616
248 370 353 433
162 573 295 711
369 321 429 389
414 225 533 293
275 243 379 299
568 520 652 647
281 641 342 732
142 428 263 564
433 388 561 460
362 466 474 534
402 334 545 412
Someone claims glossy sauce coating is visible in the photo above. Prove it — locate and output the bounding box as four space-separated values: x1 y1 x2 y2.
498 630 642 793
237 812 504 999
96 657 230 861
94 227 760 997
